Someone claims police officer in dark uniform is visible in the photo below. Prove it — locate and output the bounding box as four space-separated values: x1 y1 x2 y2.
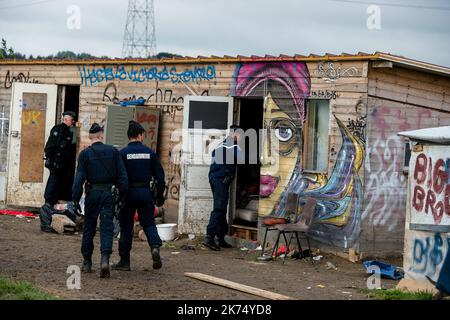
43 111 77 207
112 121 165 271
72 123 128 278
203 125 245 251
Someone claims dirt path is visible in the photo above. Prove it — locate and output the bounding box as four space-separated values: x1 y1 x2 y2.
0 215 401 300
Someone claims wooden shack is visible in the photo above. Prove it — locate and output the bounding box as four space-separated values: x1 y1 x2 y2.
0 52 449 256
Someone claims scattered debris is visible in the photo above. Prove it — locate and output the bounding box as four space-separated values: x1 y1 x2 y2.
313 255 323 261
50 214 76 234
342 291 352 294
188 234 195 240
317 284 325 288
255 245 262 251
180 244 196 251
16 215 25 219
363 260 404 280
257 255 273 262
0 209 36 217
307 286 312 290
326 262 338 271
240 247 249 251
171 252 180 255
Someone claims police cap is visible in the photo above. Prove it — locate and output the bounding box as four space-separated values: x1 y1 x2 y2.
89 123 104 134
62 111 77 119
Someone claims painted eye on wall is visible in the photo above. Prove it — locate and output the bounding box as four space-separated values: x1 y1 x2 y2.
275 127 293 142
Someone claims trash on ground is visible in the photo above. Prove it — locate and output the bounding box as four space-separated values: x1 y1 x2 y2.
180 244 196 251
188 234 195 240
257 255 273 262
313 255 323 261
0 209 36 217
171 251 180 255
317 284 325 288
307 286 312 290
326 262 338 271
363 260 404 280
240 247 249 251
255 245 262 250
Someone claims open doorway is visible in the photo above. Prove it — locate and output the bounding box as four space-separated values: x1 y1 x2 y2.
55 85 80 202
231 98 263 241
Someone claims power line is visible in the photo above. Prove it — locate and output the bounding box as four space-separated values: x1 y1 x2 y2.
0 0 59 11
327 0 450 11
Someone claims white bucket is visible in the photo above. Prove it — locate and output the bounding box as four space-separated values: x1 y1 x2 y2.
156 223 177 241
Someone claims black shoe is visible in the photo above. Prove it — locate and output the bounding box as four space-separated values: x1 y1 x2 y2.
432 290 449 300
151 246 162 270
112 259 130 271
216 236 232 248
203 235 220 251
81 260 92 273
100 254 110 278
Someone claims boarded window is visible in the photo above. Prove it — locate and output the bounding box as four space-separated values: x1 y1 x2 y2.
19 93 47 182
303 100 330 172
104 105 135 149
104 105 161 151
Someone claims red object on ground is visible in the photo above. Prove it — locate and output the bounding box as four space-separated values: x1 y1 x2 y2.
276 245 289 256
133 207 159 222
0 210 36 217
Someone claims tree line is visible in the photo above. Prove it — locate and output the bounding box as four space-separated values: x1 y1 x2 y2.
0 38 182 60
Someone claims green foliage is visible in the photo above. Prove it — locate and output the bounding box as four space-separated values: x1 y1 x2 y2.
0 277 58 300
363 288 432 300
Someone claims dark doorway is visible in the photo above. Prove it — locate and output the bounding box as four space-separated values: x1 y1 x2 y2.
232 98 264 239
55 85 80 202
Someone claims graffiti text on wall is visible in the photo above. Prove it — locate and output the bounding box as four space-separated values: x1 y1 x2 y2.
4 70 38 89
314 62 358 83
78 65 216 86
346 115 366 143
411 233 450 279
102 82 208 120
412 153 450 225
308 90 338 100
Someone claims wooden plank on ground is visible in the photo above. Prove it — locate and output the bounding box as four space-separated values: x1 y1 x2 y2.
184 272 295 300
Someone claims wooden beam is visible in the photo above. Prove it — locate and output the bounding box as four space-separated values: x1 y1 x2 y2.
371 61 393 69
184 272 295 300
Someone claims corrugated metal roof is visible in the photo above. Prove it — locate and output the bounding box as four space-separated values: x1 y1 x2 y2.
0 51 449 77
398 126 450 144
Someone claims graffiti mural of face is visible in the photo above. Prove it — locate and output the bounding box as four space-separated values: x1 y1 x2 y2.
259 93 301 216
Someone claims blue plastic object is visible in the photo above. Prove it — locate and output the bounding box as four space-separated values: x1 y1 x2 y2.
363 260 404 280
119 98 146 107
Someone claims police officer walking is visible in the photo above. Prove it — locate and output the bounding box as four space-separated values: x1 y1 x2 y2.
112 121 166 271
72 123 128 278
203 125 245 251
43 111 77 208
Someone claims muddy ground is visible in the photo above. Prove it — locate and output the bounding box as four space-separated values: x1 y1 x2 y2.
0 214 402 300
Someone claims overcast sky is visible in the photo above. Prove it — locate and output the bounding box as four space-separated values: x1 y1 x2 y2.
0 0 449 66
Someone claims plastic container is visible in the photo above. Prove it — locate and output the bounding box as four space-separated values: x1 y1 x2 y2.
156 223 177 241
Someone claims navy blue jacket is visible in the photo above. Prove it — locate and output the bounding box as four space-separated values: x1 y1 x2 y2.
72 142 128 202
120 141 165 191
208 138 245 181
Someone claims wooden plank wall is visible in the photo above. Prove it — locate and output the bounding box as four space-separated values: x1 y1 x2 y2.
362 65 450 254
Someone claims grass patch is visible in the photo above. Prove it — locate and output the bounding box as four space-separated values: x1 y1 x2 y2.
362 288 432 300
0 277 57 300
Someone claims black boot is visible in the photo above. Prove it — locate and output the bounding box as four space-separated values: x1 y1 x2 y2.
216 235 232 249
203 235 220 251
151 246 162 270
81 259 92 273
100 253 110 278
112 258 131 271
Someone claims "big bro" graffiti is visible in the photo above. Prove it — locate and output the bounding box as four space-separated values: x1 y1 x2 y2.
412 153 450 225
